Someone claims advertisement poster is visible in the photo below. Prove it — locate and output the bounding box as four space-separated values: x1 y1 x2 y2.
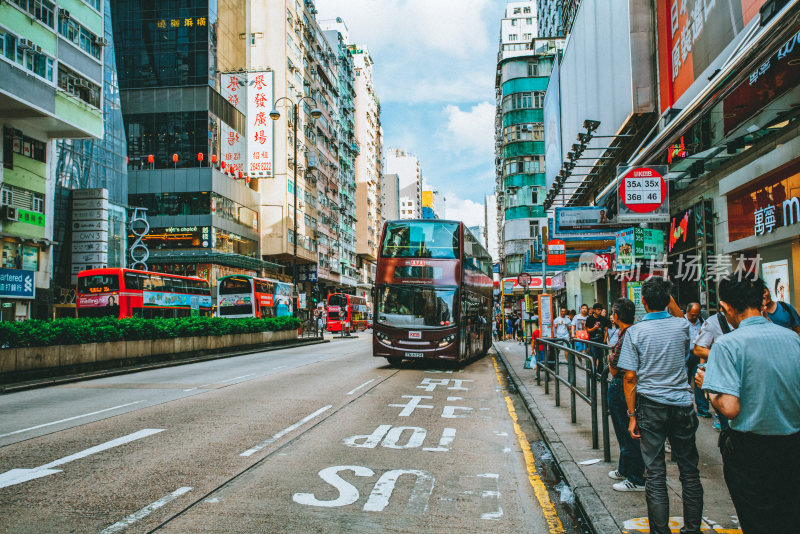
762 260 791 303
77 294 118 308
219 294 252 309
22 245 38 271
538 294 553 337
616 228 665 270
143 291 191 308
616 229 635 268
626 282 646 321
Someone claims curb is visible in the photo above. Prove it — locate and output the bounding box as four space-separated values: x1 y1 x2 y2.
1 338 329 395
493 342 619 534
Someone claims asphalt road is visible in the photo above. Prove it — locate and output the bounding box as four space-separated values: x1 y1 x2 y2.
0 335 583 533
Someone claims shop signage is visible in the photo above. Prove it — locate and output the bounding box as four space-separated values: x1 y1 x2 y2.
247 71 274 178
594 254 612 271
220 72 246 175
656 0 767 113
668 208 696 255
546 240 566 266
73 209 108 221
73 188 108 200
72 241 108 253
73 231 108 243
0 268 35 299
727 161 800 242
72 220 108 232
165 226 199 233
17 209 45 227
618 166 669 222
72 252 107 264
72 198 108 210
615 228 665 270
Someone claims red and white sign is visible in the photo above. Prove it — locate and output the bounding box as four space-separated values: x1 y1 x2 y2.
409 331 422 339
246 71 274 178
517 272 532 288
547 239 566 266
594 253 612 271
618 166 669 223
220 73 246 176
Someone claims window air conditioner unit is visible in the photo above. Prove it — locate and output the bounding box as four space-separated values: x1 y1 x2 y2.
95 37 108 47
1 206 19 222
17 39 33 51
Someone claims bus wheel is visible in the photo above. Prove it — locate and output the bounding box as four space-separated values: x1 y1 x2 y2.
387 357 403 368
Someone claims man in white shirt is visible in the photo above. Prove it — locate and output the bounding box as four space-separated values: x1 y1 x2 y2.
553 307 572 359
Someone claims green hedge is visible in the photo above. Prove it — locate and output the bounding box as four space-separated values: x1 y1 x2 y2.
0 316 301 348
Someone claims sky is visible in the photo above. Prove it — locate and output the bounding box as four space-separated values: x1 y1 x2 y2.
316 0 508 228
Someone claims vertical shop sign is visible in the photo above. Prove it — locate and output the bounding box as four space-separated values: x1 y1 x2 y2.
247 71 274 178
220 72 246 175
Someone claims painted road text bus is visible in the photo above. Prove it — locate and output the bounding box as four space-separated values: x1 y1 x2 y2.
326 293 369 332
217 275 293 318
76 268 212 319
373 220 493 366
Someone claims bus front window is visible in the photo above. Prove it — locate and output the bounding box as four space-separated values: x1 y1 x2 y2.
380 221 459 259
376 286 455 328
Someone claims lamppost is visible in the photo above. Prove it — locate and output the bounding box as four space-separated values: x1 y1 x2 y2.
269 97 322 318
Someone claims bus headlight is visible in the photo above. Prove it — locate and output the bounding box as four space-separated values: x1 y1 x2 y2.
376 331 392 346
438 334 456 347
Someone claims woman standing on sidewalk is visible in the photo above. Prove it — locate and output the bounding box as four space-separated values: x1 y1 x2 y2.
607 298 646 491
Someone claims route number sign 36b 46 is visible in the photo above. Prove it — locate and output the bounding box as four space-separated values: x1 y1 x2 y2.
617 165 669 223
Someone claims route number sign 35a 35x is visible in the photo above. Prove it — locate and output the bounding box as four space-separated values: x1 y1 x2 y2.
617 165 669 223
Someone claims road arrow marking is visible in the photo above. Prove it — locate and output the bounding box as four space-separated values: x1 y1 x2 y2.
0 428 165 489
99 486 192 534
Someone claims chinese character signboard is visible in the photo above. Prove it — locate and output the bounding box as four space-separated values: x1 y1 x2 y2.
0 268 35 299
617 165 669 223
656 0 767 113
546 239 566 266
615 228 665 270
219 73 246 175
247 71 274 178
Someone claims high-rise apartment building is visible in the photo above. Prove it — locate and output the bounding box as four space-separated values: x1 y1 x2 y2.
495 1 561 276
537 0 582 37
381 173 400 221
113 1 273 297
0 0 106 319
421 188 438 219
351 44 382 300
51 0 128 318
386 148 421 219
484 193 499 261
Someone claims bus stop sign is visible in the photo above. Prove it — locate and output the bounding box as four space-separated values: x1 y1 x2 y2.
517 272 532 288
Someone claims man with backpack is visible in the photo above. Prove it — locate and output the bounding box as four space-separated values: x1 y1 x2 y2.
762 288 800 334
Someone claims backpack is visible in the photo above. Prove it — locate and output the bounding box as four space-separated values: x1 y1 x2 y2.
778 301 800 329
717 312 731 335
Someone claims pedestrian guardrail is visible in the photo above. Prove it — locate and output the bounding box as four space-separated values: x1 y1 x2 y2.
535 337 613 462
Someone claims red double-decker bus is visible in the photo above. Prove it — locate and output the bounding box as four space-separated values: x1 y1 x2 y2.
373 220 493 367
326 293 369 332
76 268 212 319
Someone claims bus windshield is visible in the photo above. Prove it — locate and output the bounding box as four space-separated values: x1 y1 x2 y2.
219 277 252 294
78 274 119 294
380 221 459 259
376 285 456 329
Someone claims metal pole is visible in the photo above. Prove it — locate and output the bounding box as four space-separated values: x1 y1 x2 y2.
293 103 299 320
523 287 529 364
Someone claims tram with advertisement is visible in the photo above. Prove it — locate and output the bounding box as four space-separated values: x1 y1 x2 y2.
373 220 493 367
76 268 212 319
216 275 293 318
326 293 369 332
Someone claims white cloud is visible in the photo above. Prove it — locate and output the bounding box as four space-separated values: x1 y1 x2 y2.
442 101 495 155
440 194 485 228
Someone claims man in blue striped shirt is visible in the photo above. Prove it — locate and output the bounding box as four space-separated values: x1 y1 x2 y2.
696 277 800 533
617 277 702 534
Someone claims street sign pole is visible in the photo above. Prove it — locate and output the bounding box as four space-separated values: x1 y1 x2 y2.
517 272 532 367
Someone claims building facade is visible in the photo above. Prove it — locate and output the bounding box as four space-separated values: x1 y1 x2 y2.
113 1 276 295
495 1 559 276
51 0 128 318
386 147 421 219
1 0 105 320
382 172 400 221
351 44 382 302
421 188 438 219
537 0 583 37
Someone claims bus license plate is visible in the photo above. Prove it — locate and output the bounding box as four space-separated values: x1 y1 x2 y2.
405 352 424 358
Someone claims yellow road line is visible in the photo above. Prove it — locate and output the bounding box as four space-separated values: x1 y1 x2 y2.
492 356 565 534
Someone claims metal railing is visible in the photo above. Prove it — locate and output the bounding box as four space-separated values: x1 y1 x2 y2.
534 337 612 462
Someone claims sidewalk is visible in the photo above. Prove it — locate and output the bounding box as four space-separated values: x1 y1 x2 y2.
493 340 742 534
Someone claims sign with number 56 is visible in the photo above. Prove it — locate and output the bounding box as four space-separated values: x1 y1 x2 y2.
617 165 669 223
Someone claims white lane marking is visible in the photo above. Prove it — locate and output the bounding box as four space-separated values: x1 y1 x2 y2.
272 365 287 370
99 486 192 534
0 429 165 489
347 378 376 395
220 373 255 383
183 383 212 392
446 396 463 401
0 402 143 438
240 406 332 457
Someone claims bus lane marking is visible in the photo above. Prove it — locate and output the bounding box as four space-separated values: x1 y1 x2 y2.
0 428 165 489
343 425 456 452
240 405 332 457
388 395 433 417
347 378 376 395
492 357 565 533
0 401 143 438
99 486 193 534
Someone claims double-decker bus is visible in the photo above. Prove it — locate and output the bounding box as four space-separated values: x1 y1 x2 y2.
76 268 212 319
326 293 369 332
217 275 294 318
373 220 493 367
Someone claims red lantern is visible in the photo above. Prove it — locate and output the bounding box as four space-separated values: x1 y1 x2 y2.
147 154 154 163
245 175 251 184
211 154 217 164
126 156 129 164
238 171 243 179
197 152 204 162
221 161 227 169
172 153 179 163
